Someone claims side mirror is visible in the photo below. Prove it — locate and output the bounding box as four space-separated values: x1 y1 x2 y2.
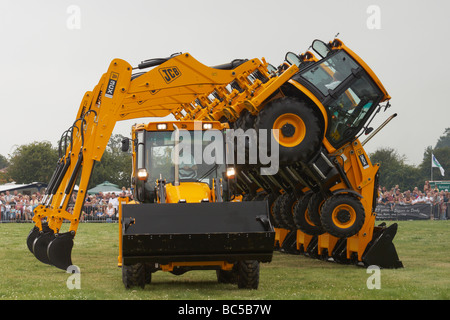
267 64 277 74
121 138 130 152
311 40 331 58
365 127 374 135
285 52 301 67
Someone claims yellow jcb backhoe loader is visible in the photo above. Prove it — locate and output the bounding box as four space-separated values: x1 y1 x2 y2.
118 120 274 288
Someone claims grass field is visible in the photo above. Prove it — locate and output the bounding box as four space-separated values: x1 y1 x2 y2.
0 220 449 300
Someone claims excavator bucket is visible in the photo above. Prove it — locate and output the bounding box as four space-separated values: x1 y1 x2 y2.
27 225 41 254
121 201 275 266
47 232 74 271
362 223 403 268
27 223 74 270
33 233 55 265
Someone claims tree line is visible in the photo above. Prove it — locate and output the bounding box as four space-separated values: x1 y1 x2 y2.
0 134 132 190
0 128 449 192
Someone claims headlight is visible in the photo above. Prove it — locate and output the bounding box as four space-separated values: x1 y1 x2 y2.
226 167 236 178
202 123 213 130
157 123 167 130
137 168 149 181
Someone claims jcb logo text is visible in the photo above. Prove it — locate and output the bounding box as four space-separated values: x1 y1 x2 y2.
159 66 181 83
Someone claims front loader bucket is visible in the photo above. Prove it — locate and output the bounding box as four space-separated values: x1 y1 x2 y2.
362 223 403 268
47 232 74 271
121 201 275 266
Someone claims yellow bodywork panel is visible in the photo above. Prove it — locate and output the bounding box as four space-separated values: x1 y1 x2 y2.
165 182 212 203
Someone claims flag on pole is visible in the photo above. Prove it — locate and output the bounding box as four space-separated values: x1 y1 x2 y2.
432 154 445 176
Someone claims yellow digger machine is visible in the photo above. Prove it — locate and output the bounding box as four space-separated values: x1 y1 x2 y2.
27 36 402 289
119 120 274 288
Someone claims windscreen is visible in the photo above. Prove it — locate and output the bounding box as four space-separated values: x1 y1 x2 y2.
144 130 226 186
326 74 383 146
300 51 359 96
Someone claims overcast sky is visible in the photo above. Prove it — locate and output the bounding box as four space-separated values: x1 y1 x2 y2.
0 0 449 166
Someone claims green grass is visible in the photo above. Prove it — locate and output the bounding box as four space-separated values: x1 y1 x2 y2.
0 220 449 300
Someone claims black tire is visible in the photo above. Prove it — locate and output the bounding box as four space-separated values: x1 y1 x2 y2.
320 194 365 238
217 266 238 284
265 193 279 226
272 193 288 228
122 263 145 289
255 97 322 164
237 260 260 289
145 265 153 284
252 192 267 201
307 193 326 227
280 193 298 230
242 193 254 201
293 193 325 236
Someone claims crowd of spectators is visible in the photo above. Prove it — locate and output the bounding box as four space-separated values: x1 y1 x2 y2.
78 188 133 222
1 181 449 222
0 187 133 223
377 181 449 220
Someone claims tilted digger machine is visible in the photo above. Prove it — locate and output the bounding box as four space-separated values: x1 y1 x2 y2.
27 36 402 289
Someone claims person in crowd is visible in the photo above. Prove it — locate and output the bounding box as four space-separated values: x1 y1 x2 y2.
403 190 413 205
105 202 116 221
23 199 33 221
412 191 425 204
423 181 431 194
108 193 119 213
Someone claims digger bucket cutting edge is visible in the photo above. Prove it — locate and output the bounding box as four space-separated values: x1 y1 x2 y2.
121 201 275 266
47 232 74 271
362 223 403 268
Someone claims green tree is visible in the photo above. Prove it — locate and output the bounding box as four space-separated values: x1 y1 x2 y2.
0 154 8 169
369 147 421 191
435 128 450 149
89 134 132 189
419 146 450 181
7 141 59 184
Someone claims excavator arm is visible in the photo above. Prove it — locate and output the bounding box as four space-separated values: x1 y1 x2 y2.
27 53 287 270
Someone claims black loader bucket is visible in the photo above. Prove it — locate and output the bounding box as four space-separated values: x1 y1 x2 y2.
121 201 275 266
362 223 403 268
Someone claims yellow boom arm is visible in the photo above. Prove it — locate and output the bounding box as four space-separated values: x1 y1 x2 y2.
32 53 294 236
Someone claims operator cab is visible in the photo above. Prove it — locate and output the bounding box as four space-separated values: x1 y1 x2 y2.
288 39 389 149
129 121 232 203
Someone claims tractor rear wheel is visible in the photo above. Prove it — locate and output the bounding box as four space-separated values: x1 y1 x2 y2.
320 194 365 238
255 97 322 163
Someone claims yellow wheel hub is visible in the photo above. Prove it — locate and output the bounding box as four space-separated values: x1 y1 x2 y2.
272 113 306 147
331 204 356 229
